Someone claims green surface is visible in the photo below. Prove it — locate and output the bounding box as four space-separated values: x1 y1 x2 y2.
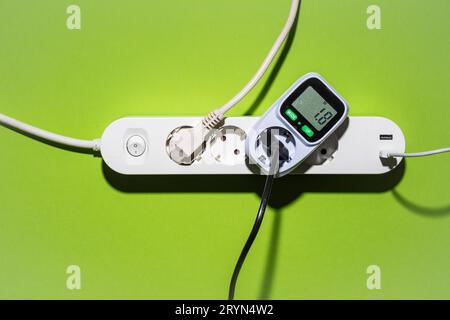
0 0 449 299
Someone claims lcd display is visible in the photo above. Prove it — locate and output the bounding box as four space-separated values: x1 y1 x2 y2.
291 86 337 131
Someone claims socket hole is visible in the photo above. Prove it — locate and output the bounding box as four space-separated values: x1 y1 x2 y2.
234 149 240 155
321 149 327 155
221 135 227 142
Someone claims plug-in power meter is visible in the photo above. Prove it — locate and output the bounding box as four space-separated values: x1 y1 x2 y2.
246 72 349 177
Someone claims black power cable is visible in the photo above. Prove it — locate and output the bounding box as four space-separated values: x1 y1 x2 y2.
228 130 285 300
228 172 275 300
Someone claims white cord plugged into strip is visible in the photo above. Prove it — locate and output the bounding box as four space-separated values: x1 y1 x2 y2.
170 0 301 163
0 0 300 157
0 113 101 152
380 148 450 158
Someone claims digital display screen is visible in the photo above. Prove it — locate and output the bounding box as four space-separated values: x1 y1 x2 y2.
291 86 337 131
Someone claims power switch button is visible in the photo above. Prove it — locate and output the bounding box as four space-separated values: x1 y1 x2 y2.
126 135 146 157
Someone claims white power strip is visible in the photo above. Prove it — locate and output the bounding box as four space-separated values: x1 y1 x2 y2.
100 116 405 175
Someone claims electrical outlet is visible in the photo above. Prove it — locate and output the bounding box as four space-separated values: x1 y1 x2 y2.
209 126 247 165
166 125 206 165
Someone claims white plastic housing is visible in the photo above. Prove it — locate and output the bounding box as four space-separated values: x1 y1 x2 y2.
100 116 405 175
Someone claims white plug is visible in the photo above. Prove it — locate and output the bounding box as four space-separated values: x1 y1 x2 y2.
379 150 392 159
169 124 210 165
169 110 224 165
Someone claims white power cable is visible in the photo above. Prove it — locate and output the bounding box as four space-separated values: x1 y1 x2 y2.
387 148 450 158
216 0 300 116
1 0 300 158
0 113 101 152
173 0 300 163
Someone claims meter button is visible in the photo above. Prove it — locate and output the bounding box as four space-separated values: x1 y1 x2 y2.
301 125 314 138
285 108 298 121
126 135 146 157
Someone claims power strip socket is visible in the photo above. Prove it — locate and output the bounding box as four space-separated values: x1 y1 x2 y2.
101 116 405 175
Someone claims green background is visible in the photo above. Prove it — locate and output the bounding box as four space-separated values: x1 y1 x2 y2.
0 0 449 299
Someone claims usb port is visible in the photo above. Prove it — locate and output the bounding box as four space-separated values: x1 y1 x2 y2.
379 134 393 141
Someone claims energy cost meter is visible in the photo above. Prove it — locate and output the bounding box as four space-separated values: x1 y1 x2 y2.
246 73 349 177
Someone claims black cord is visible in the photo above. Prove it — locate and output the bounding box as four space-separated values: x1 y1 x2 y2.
228 172 275 300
